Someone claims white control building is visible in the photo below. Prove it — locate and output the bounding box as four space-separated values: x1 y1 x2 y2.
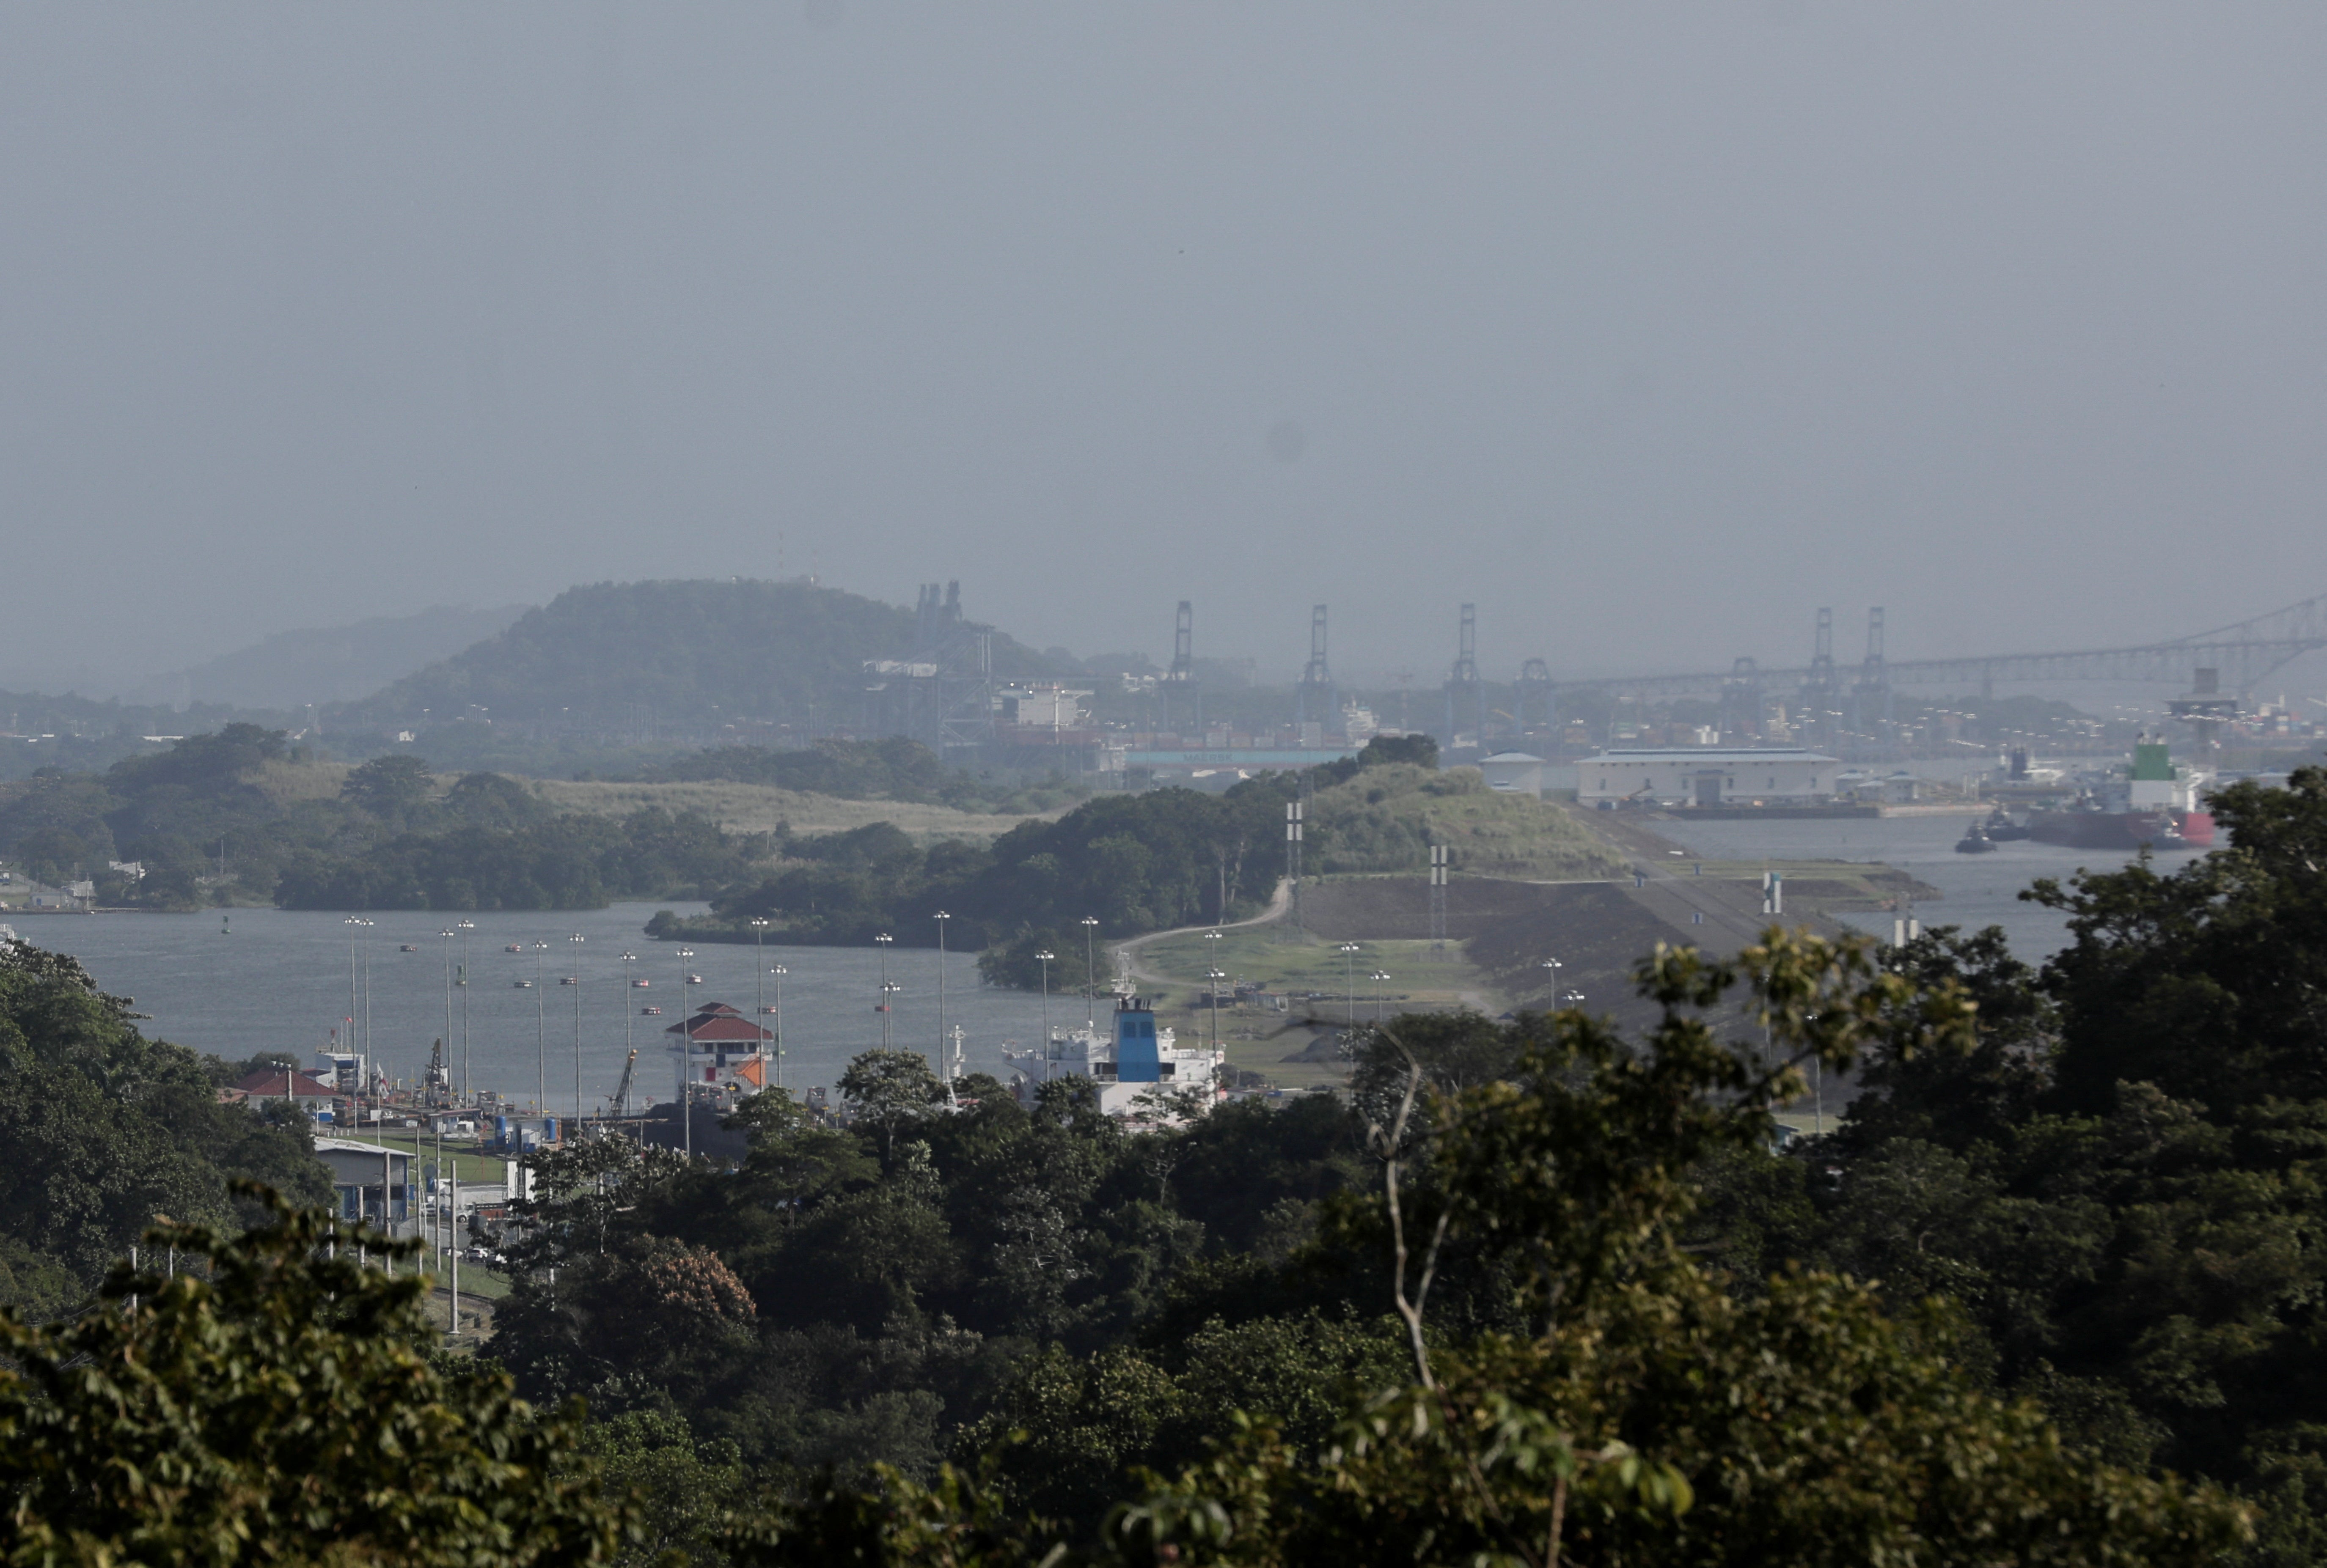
1578 747 1840 808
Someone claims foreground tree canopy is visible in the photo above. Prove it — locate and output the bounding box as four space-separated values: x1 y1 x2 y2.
16 767 2327 1563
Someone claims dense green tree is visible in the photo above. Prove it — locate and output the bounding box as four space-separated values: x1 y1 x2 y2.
341 750 437 817
2032 767 2327 1115
841 1049 951 1162
0 1192 629 1564
0 939 328 1307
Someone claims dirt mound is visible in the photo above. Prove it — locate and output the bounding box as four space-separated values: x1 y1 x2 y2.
1298 876 1579 940
1463 882 1694 1027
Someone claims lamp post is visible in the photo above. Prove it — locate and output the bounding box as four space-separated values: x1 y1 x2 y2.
439 928 456 1093
674 947 698 1157
1338 942 1362 1029
768 964 787 1090
456 920 474 1101
620 950 638 1116
361 922 374 1079
1205 929 1226 1054
1080 916 1100 1024
881 980 904 1046
1540 957 1563 1008
1034 950 1054 1048
533 941 549 1117
568 933 586 1126
874 934 895 1049
933 911 951 1070
751 917 770 1022
342 916 371 1093
1372 970 1392 1025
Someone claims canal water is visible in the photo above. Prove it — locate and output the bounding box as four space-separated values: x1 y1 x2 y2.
5 903 1077 1116
2 819 2203 1110
1646 811 2195 961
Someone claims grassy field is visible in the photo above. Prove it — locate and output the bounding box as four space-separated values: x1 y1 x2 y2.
1127 924 1510 1091
531 779 1063 843
347 1127 514 1187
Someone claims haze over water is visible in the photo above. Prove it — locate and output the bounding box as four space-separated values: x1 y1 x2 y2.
14 905 1068 1115
1651 813 2186 960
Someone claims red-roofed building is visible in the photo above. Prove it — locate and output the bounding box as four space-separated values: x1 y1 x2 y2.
232 1067 336 1109
666 1002 776 1093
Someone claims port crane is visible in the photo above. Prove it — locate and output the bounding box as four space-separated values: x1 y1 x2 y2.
610 1048 638 1119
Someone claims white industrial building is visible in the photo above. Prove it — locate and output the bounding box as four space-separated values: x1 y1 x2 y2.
1579 747 1840 808
1480 752 1547 796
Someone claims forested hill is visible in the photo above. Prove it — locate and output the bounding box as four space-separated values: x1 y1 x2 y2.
331 578 1063 732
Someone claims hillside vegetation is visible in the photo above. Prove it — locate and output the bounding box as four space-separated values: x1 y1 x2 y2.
536 779 1070 843
333 577 1060 733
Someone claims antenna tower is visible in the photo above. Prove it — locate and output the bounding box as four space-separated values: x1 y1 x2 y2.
1285 799 1305 931
1429 845 1449 954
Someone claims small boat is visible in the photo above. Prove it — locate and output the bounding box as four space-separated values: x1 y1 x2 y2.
504 944 524 953
687 973 705 985
513 979 534 989
1954 823 1997 854
399 943 420 953
641 1005 663 1016
558 976 578 986
631 978 650 988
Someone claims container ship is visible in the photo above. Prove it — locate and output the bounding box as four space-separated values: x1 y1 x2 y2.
2026 740 2214 851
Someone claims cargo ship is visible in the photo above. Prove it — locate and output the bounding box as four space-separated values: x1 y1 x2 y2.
2027 740 2215 850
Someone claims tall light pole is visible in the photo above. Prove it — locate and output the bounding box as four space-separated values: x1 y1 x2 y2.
1540 958 1563 1009
1205 929 1225 1055
675 946 697 1158
456 920 474 1101
439 928 456 1088
568 933 586 1126
533 942 549 1117
750 917 772 1090
362 923 374 1083
751 918 770 1022
1338 943 1362 1029
620 950 638 1115
343 916 371 1095
1372 970 1392 1025
1080 916 1100 1024
768 964 787 1090
933 911 951 1068
1034 950 1054 1048
874 933 894 1049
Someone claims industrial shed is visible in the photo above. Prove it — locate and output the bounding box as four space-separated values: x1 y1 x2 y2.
1579 747 1839 808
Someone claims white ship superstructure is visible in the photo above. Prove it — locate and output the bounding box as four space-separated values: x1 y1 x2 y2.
1005 994 1224 1118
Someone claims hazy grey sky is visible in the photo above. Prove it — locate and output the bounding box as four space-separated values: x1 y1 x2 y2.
5 3 2324 694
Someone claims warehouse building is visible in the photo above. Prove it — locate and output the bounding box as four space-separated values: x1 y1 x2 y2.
1579 747 1840 808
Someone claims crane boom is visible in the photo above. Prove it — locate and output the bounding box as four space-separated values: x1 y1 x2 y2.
611 1048 638 1119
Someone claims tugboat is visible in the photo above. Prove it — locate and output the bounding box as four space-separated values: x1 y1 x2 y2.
1954 820 1998 854
1982 805 2031 841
